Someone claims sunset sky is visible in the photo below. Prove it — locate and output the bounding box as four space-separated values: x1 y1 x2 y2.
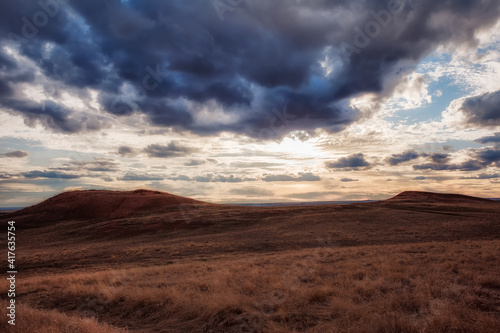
1 0 499 207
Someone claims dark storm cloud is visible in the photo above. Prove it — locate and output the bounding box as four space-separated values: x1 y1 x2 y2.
2 0 499 137
475 149 500 167
0 150 28 158
144 142 197 158
21 170 80 179
461 91 500 127
0 98 107 133
386 150 421 165
475 133 500 145
326 153 371 170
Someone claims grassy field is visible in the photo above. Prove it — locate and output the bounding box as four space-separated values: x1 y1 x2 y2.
1 190 499 332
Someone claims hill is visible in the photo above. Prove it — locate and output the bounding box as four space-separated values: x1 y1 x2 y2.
6 189 209 224
388 191 495 204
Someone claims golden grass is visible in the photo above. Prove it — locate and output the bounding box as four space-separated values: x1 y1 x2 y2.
7 239 500 332
0 300 125 333
2 194 499 331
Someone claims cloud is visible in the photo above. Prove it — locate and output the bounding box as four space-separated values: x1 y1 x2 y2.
429 153 450 164
119 173 164 181
340 178 359 182
229 187 274 197
412 147 500 171
169 174 257 183
52 158 119 172
386 151 451 166
414 176 426 180
475 149 500 167
144 142 197 158
21 170 80 179
118 146 137 157
1 150 28 158
184 159 206 166
461 91 500 127
169 175 192 181
441 145 454 152
475 133 500 146
326 153 371 170
386 150 422 166
0 99 108 134
262 172 321 182
193 176 212 183
184 159 219 166
413 160 484 172
230 161 282 169
460 173 500 180
211 174 257 183
2 0 499 138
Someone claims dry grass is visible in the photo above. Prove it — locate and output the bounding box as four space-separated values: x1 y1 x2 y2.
6 240 500 332
0 300 125 333
1 191 499 332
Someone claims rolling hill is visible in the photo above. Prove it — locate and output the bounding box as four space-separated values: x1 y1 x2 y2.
388 190 496 204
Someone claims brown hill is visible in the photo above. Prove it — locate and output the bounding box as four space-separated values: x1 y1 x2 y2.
7 189 209 223
387 191 495 204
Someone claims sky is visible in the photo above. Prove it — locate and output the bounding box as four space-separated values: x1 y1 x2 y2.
0 0 500 207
